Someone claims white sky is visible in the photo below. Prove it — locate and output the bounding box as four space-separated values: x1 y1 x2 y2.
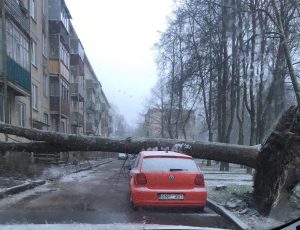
65 0 174 126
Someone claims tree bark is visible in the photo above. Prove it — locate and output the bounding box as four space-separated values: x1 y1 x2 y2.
253 106 300 215
0 123 258 168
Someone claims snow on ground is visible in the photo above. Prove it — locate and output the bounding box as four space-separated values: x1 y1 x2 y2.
199 162 300 229
0 178 31 191
0 224 228 230
205 173 253 187
0 182 54 208
59 169 93 183
40 166 65 180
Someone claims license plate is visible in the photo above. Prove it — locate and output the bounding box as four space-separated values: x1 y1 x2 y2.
158 193 184 200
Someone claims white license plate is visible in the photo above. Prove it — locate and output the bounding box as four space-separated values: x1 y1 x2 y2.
158 193 184 200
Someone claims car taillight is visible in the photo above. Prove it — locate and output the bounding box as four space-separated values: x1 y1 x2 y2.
195 174 205 186
135 173 147 185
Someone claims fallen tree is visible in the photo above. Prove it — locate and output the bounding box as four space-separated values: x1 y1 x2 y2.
0 138 258 168
0 106 299 215
253 106 300 214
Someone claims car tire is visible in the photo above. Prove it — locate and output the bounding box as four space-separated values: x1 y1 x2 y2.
198 206 205 212
130 193 138 211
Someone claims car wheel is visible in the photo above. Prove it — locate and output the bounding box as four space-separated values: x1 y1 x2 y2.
130 193 138 211
198 206 205 212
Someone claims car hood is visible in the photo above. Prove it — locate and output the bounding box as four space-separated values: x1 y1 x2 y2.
0 224 229 230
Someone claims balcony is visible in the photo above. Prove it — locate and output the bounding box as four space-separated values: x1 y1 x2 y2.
70 83 85 101
50 96 70 118
85 79 96 89
5 0 29 34
70 39 84 61
71 112 84 127
86 100 96 111
7 57 31 95
70 55 84 75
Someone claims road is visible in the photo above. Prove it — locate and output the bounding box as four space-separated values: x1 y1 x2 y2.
0 160 234 228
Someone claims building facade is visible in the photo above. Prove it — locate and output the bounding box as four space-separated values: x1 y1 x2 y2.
0 0 111 142
48 0 71 133
69 23 84 134
30 0 50 130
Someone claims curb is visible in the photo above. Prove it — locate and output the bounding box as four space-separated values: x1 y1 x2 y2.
0 180 46 199
206 198 248 230
72 160 113 173
0 160 114 199
93 160 113 168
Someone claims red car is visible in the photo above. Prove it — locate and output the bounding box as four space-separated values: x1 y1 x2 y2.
129 151 207 210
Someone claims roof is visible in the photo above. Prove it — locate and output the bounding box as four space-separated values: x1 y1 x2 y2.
140 151 192 159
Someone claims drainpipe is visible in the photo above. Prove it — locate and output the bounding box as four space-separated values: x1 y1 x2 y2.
28 2 32 129
1 0 7 123
1 0 8 143
58 36 61 132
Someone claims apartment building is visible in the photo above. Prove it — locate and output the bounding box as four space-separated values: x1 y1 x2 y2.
0 0 112 141
48 0 71 133
0 0 31 141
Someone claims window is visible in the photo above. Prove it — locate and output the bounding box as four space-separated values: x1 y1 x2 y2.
18 102 26 127
51 117 59 132
141 157 198 172
42 32 47 57
31 40 37 66
61 80 69 102
133 154 141 169
71 100 78 110
30 0 35 20
32 84 38 109
6 20 30 71
61 121 66 133
50 77 59 96
59 43 70 68
43 113 48 130
60 8 69 32
43 74 49 97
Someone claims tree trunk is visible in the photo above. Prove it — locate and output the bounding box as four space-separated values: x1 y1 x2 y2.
253 106 300 215
219 3 229 172
0 123 258 168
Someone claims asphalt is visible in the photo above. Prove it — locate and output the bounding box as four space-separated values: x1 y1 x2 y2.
0 160 236 229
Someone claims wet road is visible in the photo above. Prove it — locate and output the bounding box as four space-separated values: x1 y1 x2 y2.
0 160 233 228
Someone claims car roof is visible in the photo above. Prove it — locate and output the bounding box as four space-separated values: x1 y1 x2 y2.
140 151 192 159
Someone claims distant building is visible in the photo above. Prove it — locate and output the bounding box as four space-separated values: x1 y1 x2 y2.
84 56 111 137
145 108 196 141
69 23 85 134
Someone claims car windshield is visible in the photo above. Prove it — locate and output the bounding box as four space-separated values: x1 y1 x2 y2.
0 0 299 229
141 157 198 172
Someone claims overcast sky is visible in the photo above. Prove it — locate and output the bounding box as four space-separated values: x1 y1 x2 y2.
65 0 174 126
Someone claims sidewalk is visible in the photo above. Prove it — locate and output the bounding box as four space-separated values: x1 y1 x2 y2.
198 161 300 229
0 158 113 196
